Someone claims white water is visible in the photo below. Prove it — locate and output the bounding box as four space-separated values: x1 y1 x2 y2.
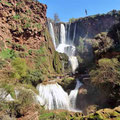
0 88 14 101
42 23 81 111
36 83 69 110
36 80 82 111
56 23 78 73
69 80 82 111
60 24 66 44
48 23 56 48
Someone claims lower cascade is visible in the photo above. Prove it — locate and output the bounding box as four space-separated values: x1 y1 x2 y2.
69 80 82 111
36 83 69 110
36 80 82 111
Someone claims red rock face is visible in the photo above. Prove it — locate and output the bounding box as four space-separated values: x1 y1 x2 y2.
0 0 47 50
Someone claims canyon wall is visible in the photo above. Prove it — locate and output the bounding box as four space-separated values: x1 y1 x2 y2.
67 10 120 45
0 0 64 80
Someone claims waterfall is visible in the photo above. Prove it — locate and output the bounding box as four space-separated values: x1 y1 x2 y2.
36 80 82 111
60 24 66 44
66 23 71 44
48 22 79 72
69 80 82 111
48 23 56 48
36 83 69 110
73 23 77 44
56 23 78 73
42 23 81 112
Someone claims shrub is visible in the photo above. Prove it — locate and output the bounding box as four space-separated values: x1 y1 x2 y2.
0 83 15 99
0 48 16 60
17 88 35 107
53 51 62 73
28 49 33 55
21 70 44 86
90 58 120 85
11 58 28 80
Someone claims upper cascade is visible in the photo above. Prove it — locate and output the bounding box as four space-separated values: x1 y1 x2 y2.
60 24 66 44
48 22 56 48
48 23 79 73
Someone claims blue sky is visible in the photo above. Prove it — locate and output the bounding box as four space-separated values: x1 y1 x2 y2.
40 0 120 22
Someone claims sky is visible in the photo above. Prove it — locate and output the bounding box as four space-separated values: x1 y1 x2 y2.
40 0 120 22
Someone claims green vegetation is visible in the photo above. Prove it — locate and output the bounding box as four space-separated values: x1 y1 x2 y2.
17 88 36 107
0 87 38 117
69 18 76 23
77 37 85 53
53 51 62 73
0 48 16 60
0 59 6 69
12 43 26 51
13 14 20 20
16 1 23 6
22 70 44 86
4 1 12 6
0 83 15 99
90 58 120 85
11 58 28 80
34 23 42 30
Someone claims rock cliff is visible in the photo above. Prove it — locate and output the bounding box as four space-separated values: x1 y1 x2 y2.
68 10 120 45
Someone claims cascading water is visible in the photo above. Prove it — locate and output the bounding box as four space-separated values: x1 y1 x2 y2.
36 83 69 110
36 22 81 112
56 23 78 73
36 80 82 111
69 80 82 111
60 24 66 44
48 22 56 48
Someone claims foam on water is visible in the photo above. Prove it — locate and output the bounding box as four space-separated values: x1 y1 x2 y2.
36 83 69 110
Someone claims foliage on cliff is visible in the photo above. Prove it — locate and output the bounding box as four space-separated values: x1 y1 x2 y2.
89 22 120 108
0 0 63 86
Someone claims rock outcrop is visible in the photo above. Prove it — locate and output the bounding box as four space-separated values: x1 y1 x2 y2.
68 10 120 46
0 0 64 84
0 0 47 49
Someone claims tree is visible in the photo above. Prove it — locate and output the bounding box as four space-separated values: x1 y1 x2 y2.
54 13 60 23
69 18 76 23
